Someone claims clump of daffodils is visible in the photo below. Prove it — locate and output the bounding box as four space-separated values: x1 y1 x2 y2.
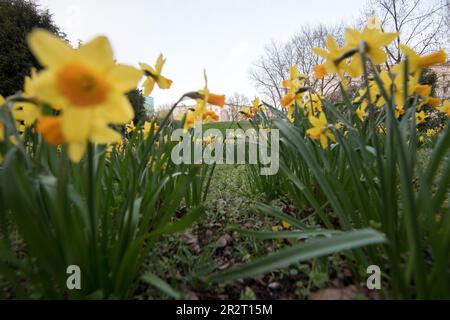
278 17 449 149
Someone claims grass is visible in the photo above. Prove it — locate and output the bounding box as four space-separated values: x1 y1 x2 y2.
138 165 382 300
202 121 253 134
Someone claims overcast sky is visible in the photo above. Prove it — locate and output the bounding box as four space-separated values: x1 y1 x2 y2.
36 0 365 107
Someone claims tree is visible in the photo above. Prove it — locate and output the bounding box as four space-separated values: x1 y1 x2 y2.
249 24 345 107
226 93 250 121
360 0 449 66
126 89 146 123
0 0 65 96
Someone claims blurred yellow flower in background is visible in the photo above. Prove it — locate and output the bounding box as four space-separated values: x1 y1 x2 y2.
397 45 447 76
280 65 307 114
437 100 450 117
183 71 225 130
139 54 173 96
313 36 348 81
356 103 367 121
426 129 437 137
313 63 327 79
12 69 41 127
27 29 143 161
143 119 159 140
416 111 428 124
126 121 136 134
306 112 335 149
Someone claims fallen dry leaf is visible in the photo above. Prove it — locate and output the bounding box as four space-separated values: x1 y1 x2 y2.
218 233 233 248
183 233 201 254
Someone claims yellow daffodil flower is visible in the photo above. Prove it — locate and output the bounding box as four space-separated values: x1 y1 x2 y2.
437 100 450 117
27 29 143 162
143 119 159 139
306 112 336 149
415 84 432 98
427 97 442 108
241 98 262 119
356 103 367 121
313 36 348 81
395 105 405 119
12 69 41 127
375 71 418 110
183 110 197 130
280 65 307 109
416 111 428 124
183 71 225 130
252 97 262 111
426 129 436 137
139 54 173 96
126 121 136 134
344 20 398 77
241 106 255 119
202 109 220 122
281 221 292 229
303 93 323 115
396 45 447 76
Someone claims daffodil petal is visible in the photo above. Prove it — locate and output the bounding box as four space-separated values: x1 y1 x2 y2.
320 134 328 149
156 76 173 89
155 54 166 73
77 36 115 72
143 78 156 96
33 70 67 106
27 29 74 68
90 124 122 144
108 64 143 92
97 93 134 124
369 48 387 64
62 108 91 142
68 142 87 162
139 62 155 74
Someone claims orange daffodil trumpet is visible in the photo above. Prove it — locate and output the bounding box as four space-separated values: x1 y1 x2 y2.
139 54 173 96
27 29 143 161
36 116 66 145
